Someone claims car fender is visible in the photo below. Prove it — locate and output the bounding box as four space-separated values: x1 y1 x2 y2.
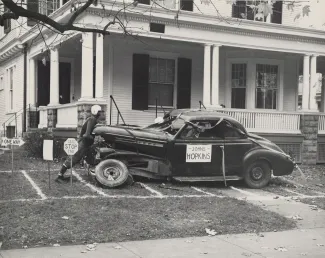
243 148 294 176
103 150 172 176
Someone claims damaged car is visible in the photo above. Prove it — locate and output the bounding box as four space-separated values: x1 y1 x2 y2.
84 109 296 189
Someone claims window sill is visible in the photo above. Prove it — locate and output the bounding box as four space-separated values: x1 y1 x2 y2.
6 111 17 115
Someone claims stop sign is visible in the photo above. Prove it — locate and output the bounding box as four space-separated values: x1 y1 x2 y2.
64 138 78 156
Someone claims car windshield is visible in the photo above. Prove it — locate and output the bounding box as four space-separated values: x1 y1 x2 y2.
142 117 185 135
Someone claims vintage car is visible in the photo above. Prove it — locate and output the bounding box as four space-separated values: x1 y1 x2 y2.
87 109 296 189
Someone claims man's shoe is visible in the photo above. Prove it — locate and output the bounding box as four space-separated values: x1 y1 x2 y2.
55 174 71 183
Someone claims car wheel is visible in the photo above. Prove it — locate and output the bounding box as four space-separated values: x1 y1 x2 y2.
95 159 129 188
244 160 271 189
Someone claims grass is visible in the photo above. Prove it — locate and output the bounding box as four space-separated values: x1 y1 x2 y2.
0 148 299 250
0 197 296 250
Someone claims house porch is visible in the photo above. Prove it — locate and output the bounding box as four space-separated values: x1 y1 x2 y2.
27 33 325 165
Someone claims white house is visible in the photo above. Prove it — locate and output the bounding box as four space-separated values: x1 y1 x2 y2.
1 0 325 164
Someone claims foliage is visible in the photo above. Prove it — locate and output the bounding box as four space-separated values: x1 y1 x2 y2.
23 130 66 160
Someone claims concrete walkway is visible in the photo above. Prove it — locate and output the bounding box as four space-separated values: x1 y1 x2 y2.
1 228 325 258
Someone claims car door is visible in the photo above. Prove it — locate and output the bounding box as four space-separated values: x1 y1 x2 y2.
222 121 253 175
167 120 224 177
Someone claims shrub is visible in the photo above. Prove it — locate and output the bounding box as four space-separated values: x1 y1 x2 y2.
23 130 66 160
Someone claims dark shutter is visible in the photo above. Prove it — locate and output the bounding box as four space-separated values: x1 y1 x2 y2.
27 0 39 27
132 54 149 110
271 0 283 24
177 58 192 109
180 0 193 12
3 6 11 34
138 0 150 5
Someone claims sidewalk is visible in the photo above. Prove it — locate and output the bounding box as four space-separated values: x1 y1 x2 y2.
1 228 325 258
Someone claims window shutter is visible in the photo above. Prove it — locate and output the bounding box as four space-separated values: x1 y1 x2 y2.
180 0 193 12
177 58 192 109
138 0 150 5
3 6 11 34
27 0 39 27
132 54 149 110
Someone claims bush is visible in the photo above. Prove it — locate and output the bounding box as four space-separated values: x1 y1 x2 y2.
23 130 66 160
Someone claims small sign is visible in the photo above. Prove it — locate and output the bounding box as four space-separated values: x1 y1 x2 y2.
43 140 53 161
186 144 212 163
1 137 25 147
64 138 78 156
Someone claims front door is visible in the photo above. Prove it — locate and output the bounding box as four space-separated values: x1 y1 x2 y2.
37 61 71 106
168 120 224 177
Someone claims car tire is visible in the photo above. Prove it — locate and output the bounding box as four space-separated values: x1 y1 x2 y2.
244 160 272 189
95 159 129 188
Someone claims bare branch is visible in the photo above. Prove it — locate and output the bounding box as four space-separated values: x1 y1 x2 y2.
67 0 96 27
1 0 111 35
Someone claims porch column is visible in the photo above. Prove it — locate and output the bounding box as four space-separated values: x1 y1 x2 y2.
95 33 104 99
48 48 59 106
203 44 211 107
211 44 220 107
29 58 36 106
309 54 318 111
266 0 271 23
80 32 94 100
302 54 310 110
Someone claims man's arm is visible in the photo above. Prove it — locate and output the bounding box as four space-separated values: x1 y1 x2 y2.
83 117 97 137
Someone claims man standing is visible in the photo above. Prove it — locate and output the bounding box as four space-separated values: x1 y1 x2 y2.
55 105 103 183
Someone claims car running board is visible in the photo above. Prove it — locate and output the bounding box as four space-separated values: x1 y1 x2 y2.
172 176 242 182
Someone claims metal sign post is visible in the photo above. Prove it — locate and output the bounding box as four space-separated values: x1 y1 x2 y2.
63 138 78 187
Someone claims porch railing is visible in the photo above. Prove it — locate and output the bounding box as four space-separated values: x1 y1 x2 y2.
110 95 126 125
318 115 325 134
218 109 301 133
1 105 39 137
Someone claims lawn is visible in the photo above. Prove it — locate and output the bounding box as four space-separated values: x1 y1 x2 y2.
0 197 296 250
0 148 298 250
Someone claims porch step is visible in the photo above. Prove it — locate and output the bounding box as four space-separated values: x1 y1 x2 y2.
172 176 242 182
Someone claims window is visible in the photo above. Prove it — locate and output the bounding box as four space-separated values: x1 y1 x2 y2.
255 64 278 109
231 64 246 109
7 67 14 111
179 120 244 140
4 6 11 34
0 77 3 91
149 57 175 107
232 1 283 24
150 23 165 33
39 0 59 16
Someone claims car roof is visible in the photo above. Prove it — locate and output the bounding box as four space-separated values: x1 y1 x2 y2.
165 109 247 132
167 109 236 121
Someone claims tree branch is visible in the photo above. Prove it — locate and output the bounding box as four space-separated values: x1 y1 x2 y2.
1 0 111 35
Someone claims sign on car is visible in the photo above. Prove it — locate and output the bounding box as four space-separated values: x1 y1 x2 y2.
186 145 211 162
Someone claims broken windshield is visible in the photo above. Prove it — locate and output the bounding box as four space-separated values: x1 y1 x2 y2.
143 117 185 135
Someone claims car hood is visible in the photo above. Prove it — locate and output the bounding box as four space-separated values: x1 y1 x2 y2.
93 125 172 141
247 133 287 155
